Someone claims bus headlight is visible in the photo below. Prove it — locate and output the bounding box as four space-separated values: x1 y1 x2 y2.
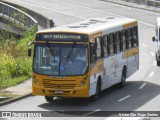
79 76 88 86
34 79 39 84
80 81 86 86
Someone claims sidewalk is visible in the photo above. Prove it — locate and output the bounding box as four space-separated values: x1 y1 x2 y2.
0 78 32 106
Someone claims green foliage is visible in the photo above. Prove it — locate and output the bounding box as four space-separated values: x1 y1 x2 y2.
0 28 35 88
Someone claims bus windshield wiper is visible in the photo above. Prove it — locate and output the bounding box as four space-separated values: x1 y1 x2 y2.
46 41 54 56
63 42 76 66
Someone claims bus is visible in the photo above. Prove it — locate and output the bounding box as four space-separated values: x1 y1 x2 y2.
28 16 139 102
152 17 160 66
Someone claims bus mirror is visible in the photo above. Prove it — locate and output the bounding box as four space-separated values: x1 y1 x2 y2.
28 41 34 57
90 43 96 63
152 37 155 41
28 48 32 57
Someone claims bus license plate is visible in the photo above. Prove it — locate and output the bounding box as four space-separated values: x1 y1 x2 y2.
55 90 63 94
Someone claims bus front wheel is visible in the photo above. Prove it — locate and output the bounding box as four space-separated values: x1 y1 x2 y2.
90 80 101 101
45 96 54 102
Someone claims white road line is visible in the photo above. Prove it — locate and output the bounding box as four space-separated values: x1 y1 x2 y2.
82 109 101 116
151 52 155 56
118 95 131 102
11 0 155 28
69 109 101 120
153 61 156 66
142 44 148 48
139 83 147 89
7 0 86 20
149 71 155 77
52 0 155 27
97 0 160 15
0 98 35 110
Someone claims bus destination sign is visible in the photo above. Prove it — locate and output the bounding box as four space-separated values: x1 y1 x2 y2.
36 33 88 42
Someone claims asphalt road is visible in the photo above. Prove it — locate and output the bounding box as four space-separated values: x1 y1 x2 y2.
1 0 160 119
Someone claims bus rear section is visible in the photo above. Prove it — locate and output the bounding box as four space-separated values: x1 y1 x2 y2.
153 17 160 66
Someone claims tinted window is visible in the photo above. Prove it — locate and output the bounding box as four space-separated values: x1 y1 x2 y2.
115 32 120 53
132 26 138 47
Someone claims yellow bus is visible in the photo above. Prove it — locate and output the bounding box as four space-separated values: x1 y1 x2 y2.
29 17 139 102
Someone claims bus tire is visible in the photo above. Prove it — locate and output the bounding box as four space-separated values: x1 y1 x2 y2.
45 96 54 102
118 68 126 88
90 80 101 101
156 54 160 66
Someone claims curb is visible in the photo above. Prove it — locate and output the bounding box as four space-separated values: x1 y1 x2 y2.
0 93 32 107
100 0 160 13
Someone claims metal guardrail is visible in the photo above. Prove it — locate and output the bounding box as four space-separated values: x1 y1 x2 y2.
103 0 160 11
0 2 38 32
1 0 56 30
121 0 160 7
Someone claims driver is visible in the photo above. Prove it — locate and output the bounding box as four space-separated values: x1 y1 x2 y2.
75 49 86 62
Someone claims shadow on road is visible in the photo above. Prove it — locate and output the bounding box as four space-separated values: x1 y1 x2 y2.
38 81 160 117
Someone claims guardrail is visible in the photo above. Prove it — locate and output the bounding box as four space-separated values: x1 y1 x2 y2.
0 2 38 32
121 0 160 7
1 1 56 30
102 0 160 12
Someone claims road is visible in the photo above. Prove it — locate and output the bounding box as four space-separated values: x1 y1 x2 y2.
0 0 160 119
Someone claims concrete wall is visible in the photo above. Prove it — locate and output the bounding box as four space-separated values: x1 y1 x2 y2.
0 1 38 33
1 0 55 31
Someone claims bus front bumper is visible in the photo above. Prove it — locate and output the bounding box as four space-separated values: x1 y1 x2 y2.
32 84 89 98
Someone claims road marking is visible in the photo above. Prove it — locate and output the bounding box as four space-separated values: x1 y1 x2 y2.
142 44 148 48
118 95 131 102
153 61 156 66
151 52 155 57
7 0 86 20
82 109 101 116
0 97 35 110
52 0 155 27
139 83 147 89
149 71 155 77
98 0 160 16
69 109 101 120
11 0 155 28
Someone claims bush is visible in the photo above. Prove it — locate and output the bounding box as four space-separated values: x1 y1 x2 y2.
0 28 35 88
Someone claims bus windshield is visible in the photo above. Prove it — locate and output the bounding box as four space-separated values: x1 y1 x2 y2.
33 43 88 76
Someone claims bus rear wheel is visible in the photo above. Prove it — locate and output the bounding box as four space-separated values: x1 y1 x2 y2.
45 96 54 102
118 69 126 88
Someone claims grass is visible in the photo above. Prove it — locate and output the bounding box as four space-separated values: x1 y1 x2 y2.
0 27 36 88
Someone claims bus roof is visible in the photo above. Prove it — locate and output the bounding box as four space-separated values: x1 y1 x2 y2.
37 17 137 35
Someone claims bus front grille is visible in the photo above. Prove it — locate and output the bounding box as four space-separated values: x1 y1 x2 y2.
43 79 76 89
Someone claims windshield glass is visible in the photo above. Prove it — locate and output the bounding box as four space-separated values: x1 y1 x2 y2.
33 43 88 76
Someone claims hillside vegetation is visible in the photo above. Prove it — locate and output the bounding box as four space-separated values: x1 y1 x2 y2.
0 28 35 88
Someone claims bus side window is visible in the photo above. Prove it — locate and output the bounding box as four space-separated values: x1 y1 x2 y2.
109 33 114 56
132 26 138 47
103 35 108 56
121 30 126 51
115 32 120 53
126 28 132 49
119 31 123 51
101 37 104 58
96 37 102 60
